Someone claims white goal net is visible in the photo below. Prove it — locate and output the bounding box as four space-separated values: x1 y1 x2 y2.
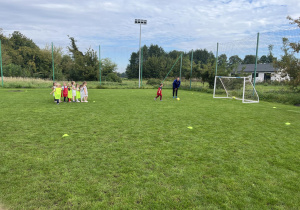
213 76 259 103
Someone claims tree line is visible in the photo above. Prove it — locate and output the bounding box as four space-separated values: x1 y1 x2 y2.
125 44 276 87
0 30 120 82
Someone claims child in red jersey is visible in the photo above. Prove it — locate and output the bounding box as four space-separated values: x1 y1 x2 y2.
62 82 68 102
154 83 163 101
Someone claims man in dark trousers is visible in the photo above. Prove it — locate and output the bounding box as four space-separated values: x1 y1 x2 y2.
173 77 181 98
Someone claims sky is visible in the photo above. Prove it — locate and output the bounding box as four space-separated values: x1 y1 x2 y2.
1 0 300 72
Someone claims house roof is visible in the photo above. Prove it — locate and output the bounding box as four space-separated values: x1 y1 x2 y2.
237 64 277 73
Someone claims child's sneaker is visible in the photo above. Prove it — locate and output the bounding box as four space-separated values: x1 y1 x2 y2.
160 100 163 101
173 96 174 98
154 98 156 101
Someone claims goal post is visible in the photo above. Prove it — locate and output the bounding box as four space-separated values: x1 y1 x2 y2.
213 76 259 103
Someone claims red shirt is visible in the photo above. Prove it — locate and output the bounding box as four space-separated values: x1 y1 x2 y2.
157 86 162 95
62 85 68 97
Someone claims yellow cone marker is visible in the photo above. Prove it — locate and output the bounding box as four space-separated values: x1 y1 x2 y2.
62 134 69 137
273 107 277 109
93 101 95 102
187 126 193 129
285 122 291 125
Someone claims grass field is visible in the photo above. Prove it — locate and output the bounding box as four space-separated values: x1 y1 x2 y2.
0 89 300 209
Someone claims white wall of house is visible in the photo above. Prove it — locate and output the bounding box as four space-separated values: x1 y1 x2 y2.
247 73 264 82
247 71 290 82
257 73 265 82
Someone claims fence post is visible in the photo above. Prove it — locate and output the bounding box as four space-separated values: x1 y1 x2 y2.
52 42 55 82
0 40 3 87
99 45 101 86
190 50 193 90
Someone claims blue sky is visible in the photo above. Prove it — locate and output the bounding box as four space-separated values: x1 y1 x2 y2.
0 0 300 72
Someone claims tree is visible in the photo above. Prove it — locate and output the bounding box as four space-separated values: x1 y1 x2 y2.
125 52 139 79
228 55 242 74
228 55 242 66
67 36 99 81
199 59 216 88
242 55 256 64
10 31 38 50
267 44 276 63
193 49 215 65
274 37 300 88
272 16 300 88
287 16 300 53
259 55 269 63
218 54 227 66
101 58 117 77
148 44 165 57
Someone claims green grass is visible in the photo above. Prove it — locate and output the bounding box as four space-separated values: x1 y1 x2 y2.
0 89 300 209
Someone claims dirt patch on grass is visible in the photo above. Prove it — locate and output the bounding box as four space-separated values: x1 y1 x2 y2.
7 90 24 92
0 204 7 210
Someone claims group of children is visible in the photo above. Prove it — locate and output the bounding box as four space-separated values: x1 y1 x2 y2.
50 81 88 104
51 79 175 104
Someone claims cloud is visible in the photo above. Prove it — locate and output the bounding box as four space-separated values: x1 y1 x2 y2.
0 0 299 72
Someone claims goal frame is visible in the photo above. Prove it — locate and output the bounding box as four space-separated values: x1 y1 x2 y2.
213 76 259 103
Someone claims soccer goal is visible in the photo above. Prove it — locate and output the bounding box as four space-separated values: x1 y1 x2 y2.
213 76 259 103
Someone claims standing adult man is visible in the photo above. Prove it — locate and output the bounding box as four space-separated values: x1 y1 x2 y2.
173 77 181 98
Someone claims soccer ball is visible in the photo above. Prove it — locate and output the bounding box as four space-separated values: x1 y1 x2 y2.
176 98 180 101
232 96 236 99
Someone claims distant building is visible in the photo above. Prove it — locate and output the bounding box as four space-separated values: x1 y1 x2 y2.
235 64 290 82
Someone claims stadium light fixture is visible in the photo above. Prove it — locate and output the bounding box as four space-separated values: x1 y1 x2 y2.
135 19 147 88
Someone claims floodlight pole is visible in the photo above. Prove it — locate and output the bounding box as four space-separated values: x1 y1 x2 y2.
190 50 193 90
99 45 101 86
139 23 141 88
141 47 143 87
135 19 147 88
0 40 3 87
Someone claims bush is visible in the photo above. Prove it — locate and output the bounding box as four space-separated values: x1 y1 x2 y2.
146 78 161 86
3 64 24 77
105 73 122 83
96 85 108 89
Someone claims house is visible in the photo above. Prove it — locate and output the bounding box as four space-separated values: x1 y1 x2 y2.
235 64 290 82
